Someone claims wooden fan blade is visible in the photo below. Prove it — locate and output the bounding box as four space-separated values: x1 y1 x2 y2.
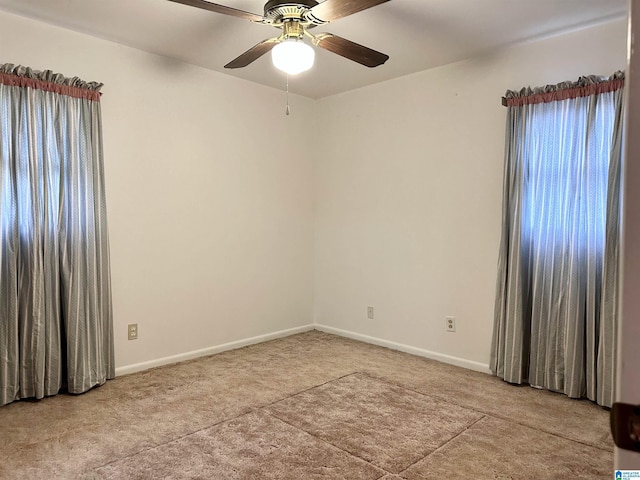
308 0 390 23
224 38 279 69
314 33 388 67
168 0 264 23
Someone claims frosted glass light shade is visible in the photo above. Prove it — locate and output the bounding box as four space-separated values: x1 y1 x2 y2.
272 40 315 75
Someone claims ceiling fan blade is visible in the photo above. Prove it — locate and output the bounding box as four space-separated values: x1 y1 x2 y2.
314 33 388 67
224 38 279 69
307 0 390 23
168 0 264 23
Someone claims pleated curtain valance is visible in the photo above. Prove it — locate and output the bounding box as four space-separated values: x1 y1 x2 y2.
0 63 103 100
501 71 625 107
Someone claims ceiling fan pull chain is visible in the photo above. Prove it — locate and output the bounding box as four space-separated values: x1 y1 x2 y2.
285 74 291 116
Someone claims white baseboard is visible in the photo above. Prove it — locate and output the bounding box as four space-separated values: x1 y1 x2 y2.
115 324 315 376
115 323 490 377
315 324 491 374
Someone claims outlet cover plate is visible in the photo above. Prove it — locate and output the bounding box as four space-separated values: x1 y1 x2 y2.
446 316 456 333
128 323 138 340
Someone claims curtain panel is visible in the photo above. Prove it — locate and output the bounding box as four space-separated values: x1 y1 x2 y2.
491 72 624 408
0 64 114 407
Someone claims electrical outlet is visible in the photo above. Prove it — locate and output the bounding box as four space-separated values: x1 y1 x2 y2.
446 316 456 333
367 306 374 320
128 323 138 340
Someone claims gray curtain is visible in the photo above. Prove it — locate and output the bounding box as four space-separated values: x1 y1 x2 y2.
0 64 114 407
491 73 624 408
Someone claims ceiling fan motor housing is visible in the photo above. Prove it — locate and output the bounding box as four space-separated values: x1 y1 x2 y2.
263 0 321 25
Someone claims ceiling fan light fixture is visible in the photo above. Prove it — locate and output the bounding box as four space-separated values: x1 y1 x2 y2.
271 39 315 75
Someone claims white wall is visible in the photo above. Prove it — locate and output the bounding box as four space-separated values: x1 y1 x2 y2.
0 10 316 369
313 18 628 369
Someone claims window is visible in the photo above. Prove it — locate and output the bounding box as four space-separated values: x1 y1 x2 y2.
522 97 615 257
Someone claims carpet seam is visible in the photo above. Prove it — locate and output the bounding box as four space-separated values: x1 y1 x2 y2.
256 370 395 475
359 371 614 454
87 409 254 473
260 408 392 476
251 371 363 410
394 414 489 475
91 371 367 474
258 371 482 476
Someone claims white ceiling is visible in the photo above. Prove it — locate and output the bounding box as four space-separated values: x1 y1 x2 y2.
0 0 628 99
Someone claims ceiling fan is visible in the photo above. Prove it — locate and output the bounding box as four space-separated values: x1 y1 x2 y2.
168 0 390 74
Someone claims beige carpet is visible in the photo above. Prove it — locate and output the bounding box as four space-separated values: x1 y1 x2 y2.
0 330 613 479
